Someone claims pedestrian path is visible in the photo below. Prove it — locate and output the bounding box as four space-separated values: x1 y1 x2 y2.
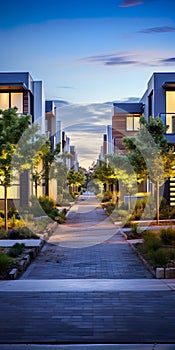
0 288 175 344
2 194 175 346
21 194 152 279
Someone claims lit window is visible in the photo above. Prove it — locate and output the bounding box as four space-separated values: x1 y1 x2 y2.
0 93 9 110
126 116 140 131
134 117 140 130
11 93 23 113
126 117 133 131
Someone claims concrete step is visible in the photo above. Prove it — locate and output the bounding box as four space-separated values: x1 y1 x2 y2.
0 278 174 292
0 344 174 350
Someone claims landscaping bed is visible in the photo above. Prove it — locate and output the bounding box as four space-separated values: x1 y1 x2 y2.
0 241 44 280
126 226 175 278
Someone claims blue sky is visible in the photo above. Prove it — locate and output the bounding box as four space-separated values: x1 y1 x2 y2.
1 0 175 166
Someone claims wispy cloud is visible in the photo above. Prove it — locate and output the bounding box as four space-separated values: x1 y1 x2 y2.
138 26 175 34
80 51 175 68
57 86 76 90
80 52 138 66
159 57 175 64
119 0 143 7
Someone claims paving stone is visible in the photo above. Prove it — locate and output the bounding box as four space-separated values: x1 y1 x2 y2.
21 197 152 280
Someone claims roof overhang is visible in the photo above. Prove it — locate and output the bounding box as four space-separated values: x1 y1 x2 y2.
162 82 175 89
0 82 27 91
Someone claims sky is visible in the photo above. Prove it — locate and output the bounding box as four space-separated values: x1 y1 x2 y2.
1 0 175 167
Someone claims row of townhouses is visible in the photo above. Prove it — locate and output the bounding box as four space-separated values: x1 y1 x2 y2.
0 72 79 209
100 72 175 206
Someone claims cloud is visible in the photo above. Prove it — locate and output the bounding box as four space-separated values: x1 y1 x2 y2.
159 57 175 64
53 99 70 107
119 0 143 7
80 52 139 66
55 103 113 167
104 97 140 105
138 26 175 34
57 86 76 90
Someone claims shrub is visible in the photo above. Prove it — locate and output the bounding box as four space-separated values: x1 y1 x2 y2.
39 195 55 215
149 248 169 268
101 191 113 203
0 251 13 271
0 229 7 239
0 217 4 229
106 202 116 215
160 227 175 245
143 231 162 252
8 243 25 258
7 227 39 239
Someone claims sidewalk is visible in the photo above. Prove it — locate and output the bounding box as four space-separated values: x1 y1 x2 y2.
1 194 175 346
21 194 152 279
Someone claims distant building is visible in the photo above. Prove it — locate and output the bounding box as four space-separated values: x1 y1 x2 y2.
112 102 144 153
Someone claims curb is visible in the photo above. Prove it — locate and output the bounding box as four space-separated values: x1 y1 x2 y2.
8 239 44 280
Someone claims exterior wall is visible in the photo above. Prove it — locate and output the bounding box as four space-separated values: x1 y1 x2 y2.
103 134 107 157
0 72 47 210
140 72 175 119
33 81 45 134
107 125 113 155
112 103 143 153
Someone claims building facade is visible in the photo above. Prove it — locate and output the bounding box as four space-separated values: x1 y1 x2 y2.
112 72 175 205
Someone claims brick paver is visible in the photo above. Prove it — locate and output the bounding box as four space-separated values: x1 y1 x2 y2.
22 195 152 279
2 194 174 347
0 290 175 343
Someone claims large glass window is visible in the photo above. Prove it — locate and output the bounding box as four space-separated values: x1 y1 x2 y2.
0 93 9 110
166 91 175 134
11 92 23 113
126 116 133 131
0 92 23 113
126 116 140 131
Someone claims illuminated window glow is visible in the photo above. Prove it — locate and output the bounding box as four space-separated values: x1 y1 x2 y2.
126 116 140 131
11 93 23 113
0 93 9 110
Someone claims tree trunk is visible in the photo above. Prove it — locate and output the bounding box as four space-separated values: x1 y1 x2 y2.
156 181 159 224
4 185 8 231
35 180 38 198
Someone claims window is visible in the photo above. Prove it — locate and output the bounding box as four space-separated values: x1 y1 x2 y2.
11 93 23 113
0 93 9 110
166 91 175 134
126 116 140 131
0 92 23 113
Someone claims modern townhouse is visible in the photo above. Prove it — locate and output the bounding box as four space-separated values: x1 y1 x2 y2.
0 71 76 210
112 72 175 205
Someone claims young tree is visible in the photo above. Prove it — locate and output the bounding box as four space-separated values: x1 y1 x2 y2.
0 108 32 230
107 153 138 209
41 140 61 196
123 116 174 223
92 161 117 193
67 169 86 193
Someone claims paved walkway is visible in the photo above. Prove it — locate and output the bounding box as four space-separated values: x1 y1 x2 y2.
1 193 175 347
21 194 152 279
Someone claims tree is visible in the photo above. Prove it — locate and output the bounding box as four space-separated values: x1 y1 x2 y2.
32 141 50 197
107 153 138 209
92 161 117 193
67 169 86 193
122 116 174 223
41 140 61 196
0 108 31 230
